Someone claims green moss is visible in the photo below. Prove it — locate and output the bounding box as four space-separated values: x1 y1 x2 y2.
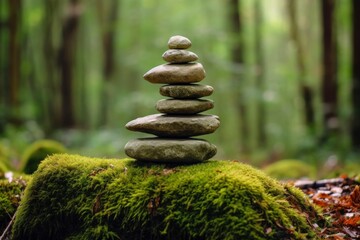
263 160 315 180
12 154 322 239
0 176 30 234
21 139 67 174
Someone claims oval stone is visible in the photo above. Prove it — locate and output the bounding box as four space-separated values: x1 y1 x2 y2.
156 99 214 114
162 49 198 63
125 114 220 137
160 84 214 99
143 63 205 84
124 138 217 163
168 35 191 49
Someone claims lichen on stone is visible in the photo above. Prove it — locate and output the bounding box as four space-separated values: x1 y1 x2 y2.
12 154 323 239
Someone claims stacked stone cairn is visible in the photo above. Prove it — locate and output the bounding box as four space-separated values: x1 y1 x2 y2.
124 35 220 163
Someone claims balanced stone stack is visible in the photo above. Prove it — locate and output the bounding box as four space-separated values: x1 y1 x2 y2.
124 35 220 163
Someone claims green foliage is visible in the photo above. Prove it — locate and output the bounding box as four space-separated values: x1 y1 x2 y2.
21 140 67 174
341 163 360 177
0 161 8 179
263 160 316 180
0 143 14 171
13 154 323 239
1 0 357 162
0 176 30 234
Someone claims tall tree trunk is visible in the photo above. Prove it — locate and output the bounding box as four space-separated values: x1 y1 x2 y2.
287 0 315 128
42 0 61 131
351 0 360 149
97 0 119 126
58 0 81 128
0 1 6 132
8 0 21 124
320 0 338 140
254 0 266 148
229 0 249 153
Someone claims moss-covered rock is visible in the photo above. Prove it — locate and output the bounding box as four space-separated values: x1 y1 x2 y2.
0 176 30 235
21 139 66 174
12 154 322 240
263 160 315 180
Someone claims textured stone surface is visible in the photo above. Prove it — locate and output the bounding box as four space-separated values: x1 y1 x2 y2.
124 138 217 163
168 35 191 49
125 114 220 137
143 63 205 84
156 99 214 114
162 49 198 63
160 84 214 99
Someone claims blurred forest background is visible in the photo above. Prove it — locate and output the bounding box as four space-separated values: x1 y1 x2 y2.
1 0 360 170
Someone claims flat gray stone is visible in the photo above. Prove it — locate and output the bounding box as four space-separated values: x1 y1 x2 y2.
124 138 217 163
125 114 220 137
160 84 214 99
162 49 198 63
143 63 205 84
156 99 214 114
168 35 191 49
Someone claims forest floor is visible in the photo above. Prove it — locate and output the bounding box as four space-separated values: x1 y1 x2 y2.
293 176 360 239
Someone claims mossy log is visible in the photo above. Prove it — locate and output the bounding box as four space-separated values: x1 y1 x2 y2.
12 154 322 239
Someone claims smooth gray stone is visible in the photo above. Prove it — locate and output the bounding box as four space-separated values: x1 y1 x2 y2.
160 84 214 99
162 49 198 63
125 114 220 137
168 35 191 49
124 138 217 163
143 63 205 84
156 99 214 114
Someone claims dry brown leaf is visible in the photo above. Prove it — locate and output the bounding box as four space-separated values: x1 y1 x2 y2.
350 185 360 205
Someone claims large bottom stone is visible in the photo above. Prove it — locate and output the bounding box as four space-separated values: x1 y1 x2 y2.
124 138 217 163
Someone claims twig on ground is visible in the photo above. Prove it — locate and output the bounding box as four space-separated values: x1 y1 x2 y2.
0 211 16 240
294 178 345 189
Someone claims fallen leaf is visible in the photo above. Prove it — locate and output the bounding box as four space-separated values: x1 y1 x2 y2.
343 215 360 226
350 185 360 205
92 195 101 214
312 198 330 207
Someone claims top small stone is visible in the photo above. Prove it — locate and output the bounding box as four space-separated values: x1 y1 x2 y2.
168 35 192 49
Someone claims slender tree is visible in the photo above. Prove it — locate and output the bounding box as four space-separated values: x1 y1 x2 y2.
351 0 360 149
41 0 62 130
320 0 338 141
97 0 120 126
58 0 82 128
0 1 6 132
287 0 315 128
7 0 21 124
254 0 266 148
228 0 249 153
